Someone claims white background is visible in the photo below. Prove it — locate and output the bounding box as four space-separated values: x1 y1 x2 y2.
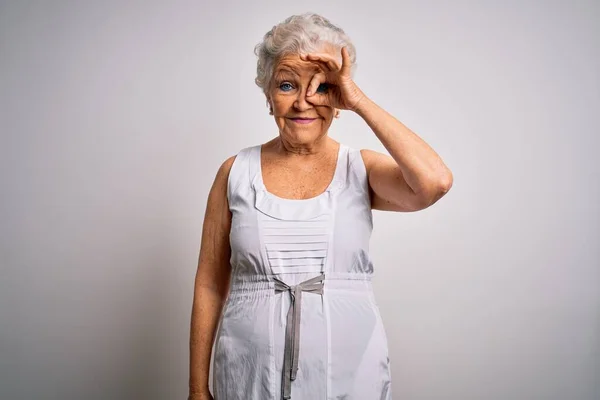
1 1 598 399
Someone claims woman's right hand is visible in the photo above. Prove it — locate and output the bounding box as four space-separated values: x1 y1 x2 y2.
188 392 214 400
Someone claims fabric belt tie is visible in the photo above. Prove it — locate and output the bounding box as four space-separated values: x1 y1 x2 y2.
273 273 325 400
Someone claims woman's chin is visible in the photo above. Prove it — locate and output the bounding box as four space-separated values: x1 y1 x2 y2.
280 130 329 144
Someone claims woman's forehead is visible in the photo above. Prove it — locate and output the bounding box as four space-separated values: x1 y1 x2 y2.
274 64 321 77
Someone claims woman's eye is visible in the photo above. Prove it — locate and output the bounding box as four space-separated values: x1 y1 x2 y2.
279 82 293 91
316 83 329 93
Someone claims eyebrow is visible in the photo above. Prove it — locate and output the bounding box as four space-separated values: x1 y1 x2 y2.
273 68 298 78
274 62 322 77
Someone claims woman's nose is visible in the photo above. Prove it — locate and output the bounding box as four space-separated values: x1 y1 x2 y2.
293 88 312 111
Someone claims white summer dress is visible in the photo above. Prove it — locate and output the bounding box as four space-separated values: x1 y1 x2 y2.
212 143 393 399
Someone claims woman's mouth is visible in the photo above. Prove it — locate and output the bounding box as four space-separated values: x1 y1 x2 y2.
290 118 316 124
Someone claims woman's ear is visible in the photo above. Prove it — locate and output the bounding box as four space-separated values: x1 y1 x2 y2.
265 96 273 115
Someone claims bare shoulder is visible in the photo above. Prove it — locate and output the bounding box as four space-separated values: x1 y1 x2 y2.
202 154 238 241
204 155 238 215
358 147 405 179
359 148 393 167
208 154 237 193
215 155 237 181
358 148 422 212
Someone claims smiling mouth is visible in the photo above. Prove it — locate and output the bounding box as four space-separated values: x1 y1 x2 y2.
290 117 317 124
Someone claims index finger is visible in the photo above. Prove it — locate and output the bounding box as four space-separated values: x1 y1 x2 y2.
340 47 351 76
300 52 341 72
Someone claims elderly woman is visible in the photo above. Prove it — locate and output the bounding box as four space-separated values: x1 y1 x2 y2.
189 13 452 400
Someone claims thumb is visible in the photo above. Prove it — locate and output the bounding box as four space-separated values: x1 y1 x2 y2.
305 89 332 107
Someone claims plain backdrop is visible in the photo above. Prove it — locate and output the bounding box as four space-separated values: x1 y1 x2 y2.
1 1 598 399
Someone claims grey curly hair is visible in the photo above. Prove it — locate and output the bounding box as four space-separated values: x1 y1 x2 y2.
254 13 357 97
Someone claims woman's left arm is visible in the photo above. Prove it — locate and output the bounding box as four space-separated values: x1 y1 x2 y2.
302 47 453 211
354 95 453 212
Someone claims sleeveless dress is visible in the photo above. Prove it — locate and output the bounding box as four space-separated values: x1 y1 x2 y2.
212 143 393 400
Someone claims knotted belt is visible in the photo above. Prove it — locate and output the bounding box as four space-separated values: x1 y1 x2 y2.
273 273 325 400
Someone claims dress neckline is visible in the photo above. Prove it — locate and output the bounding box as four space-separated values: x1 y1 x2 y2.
256 142 345 202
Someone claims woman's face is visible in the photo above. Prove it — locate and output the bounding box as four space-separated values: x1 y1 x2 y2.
267 51 336 145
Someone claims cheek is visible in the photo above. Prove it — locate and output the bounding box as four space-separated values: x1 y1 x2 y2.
272 98 293 113
322 109 335 121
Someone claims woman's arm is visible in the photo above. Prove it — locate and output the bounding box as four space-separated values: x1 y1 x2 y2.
356 95 453 212
188 156 235 399
300 47 453 212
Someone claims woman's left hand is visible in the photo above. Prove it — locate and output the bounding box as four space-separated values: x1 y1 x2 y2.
300 47 366 112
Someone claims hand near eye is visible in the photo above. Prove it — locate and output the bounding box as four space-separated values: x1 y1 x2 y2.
300 47 366 112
